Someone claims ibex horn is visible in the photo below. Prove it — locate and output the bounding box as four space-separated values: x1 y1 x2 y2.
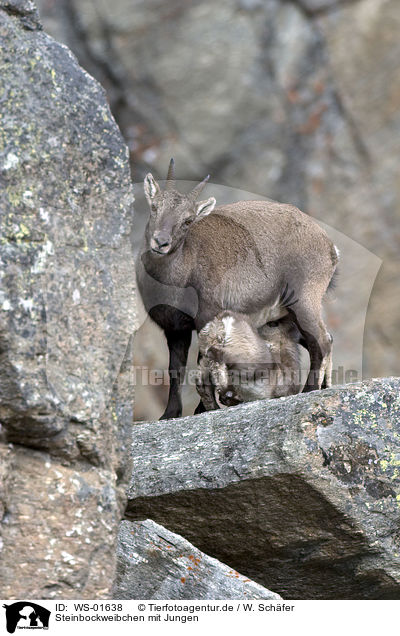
190 174 210 200
166 157 175 190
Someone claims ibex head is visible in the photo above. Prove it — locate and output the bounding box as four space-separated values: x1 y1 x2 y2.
144 158 216 254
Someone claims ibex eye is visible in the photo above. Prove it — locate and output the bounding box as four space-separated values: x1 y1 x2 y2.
151 204 157 212
267 320 280 327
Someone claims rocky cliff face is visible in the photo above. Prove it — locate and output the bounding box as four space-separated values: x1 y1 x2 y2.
0 1 136 598
1 0 400 602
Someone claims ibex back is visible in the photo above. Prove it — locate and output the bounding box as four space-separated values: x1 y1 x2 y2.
136 159 339 419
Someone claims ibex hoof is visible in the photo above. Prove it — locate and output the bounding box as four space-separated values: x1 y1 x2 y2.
218 389 242 407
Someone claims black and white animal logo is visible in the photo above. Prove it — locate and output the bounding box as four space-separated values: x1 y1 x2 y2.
3 602 50 634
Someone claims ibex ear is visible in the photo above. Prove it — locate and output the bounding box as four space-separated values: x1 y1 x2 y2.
195 197 216 218
144 173 160 204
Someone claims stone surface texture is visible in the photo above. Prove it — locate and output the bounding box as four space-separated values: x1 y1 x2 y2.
0 3 136 598
2 0 400 603
113 519 282 600
126 378 400 599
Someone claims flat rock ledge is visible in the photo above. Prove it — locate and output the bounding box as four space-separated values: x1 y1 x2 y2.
113 519 281 600
125 378 400 600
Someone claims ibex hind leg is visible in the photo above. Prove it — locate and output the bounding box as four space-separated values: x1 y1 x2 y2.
321 334 333 389
194 400 207 414
289 303 333 392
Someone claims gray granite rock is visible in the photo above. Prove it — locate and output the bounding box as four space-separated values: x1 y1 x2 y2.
0 3 135 459
0 1 136 599
0 0 41 29
127 378 400 599
295 0 354 13
1 445 127 598
113 519 281 600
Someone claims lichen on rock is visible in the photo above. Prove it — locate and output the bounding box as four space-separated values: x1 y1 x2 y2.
125 378 400 599
113 519 282 600
0 1 136 599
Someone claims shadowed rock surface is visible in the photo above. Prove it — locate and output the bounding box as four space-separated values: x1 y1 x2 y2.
113 519 282 600
126 378 400 599
0 2 136 598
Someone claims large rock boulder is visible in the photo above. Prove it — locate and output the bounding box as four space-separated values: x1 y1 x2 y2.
126 378 400 599
0 2 136 598
113 519 281 599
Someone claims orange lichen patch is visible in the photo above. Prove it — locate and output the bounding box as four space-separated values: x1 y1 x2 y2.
311 177 325 194
180 577 186 584
287 88 301 104
313 79 325 95
297 104 327 135
182 554 203 581
226 569 241 578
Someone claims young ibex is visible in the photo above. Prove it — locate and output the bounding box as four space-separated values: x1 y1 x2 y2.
136 159 338 419
196 311 304 410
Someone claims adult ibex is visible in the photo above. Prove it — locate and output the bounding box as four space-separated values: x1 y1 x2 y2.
196 311 303 410
136 159 339 419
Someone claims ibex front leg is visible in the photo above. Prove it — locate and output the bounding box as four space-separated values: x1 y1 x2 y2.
161 330 192 420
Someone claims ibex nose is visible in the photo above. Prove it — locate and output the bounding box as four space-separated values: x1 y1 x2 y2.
151 231 171 253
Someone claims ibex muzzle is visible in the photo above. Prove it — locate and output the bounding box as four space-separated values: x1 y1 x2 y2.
136 159 339 419
151 230 172 254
